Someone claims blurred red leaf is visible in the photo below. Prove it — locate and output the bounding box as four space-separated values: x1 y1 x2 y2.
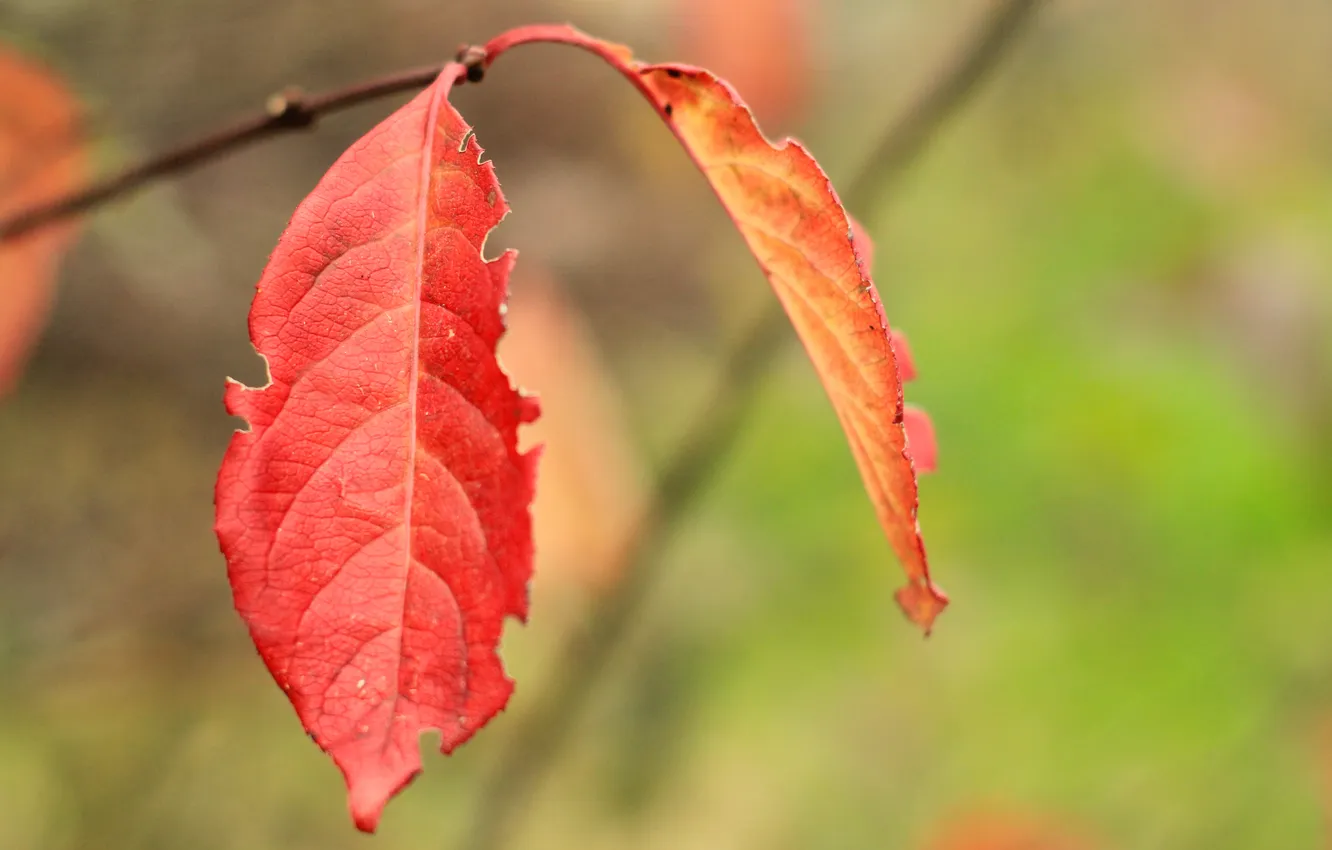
214 63 537 832
905 404 937 474
486 26 947 630
0 47 85 395
672 0 812 127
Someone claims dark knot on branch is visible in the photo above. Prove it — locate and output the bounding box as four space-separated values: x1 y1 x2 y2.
265 87 316 129
457 45 487 83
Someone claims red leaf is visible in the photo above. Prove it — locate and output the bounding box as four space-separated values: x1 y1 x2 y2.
485 26 947 630
214 63 537 832
0 47 85 396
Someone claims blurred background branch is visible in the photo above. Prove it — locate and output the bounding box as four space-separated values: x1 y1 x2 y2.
0 62 470 242
460 2 1045 848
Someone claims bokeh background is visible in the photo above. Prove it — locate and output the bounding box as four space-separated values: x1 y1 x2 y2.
2 0 1332 848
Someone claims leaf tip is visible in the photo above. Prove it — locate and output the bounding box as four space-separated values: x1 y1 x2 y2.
346 763 421 834
895 579 948 634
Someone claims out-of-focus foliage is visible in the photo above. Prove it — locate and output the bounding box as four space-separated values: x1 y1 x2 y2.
0 45 84 395
922 811 1096 850
672 0 811 129
2 1 1331 848
501 263 646 591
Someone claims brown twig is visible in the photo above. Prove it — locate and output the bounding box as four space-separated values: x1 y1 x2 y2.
458 2 1045 849
0 59 493 242
846 0 1045 216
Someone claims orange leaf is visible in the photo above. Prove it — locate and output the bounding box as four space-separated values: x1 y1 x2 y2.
485 26 948 630
925 812 1099 850
0 47 85 395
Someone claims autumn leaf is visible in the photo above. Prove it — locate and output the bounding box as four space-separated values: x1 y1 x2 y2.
485 25 948 630
0 47 85 396
217 22 949 828
214 62 537 832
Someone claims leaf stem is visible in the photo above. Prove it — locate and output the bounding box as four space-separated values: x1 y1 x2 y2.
458 2 1044 848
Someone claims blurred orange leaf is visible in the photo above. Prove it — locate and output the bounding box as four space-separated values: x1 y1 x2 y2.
925 811 1099 850
1319 718 1332 849
0 47 86 395
500 265 646 590
673 0 812 128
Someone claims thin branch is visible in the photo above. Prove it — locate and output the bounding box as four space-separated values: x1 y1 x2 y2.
846 0 1044 216
0 62 466 241
458 2 1045 848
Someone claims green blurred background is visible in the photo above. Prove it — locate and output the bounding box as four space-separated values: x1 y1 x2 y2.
2 0 1331 848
